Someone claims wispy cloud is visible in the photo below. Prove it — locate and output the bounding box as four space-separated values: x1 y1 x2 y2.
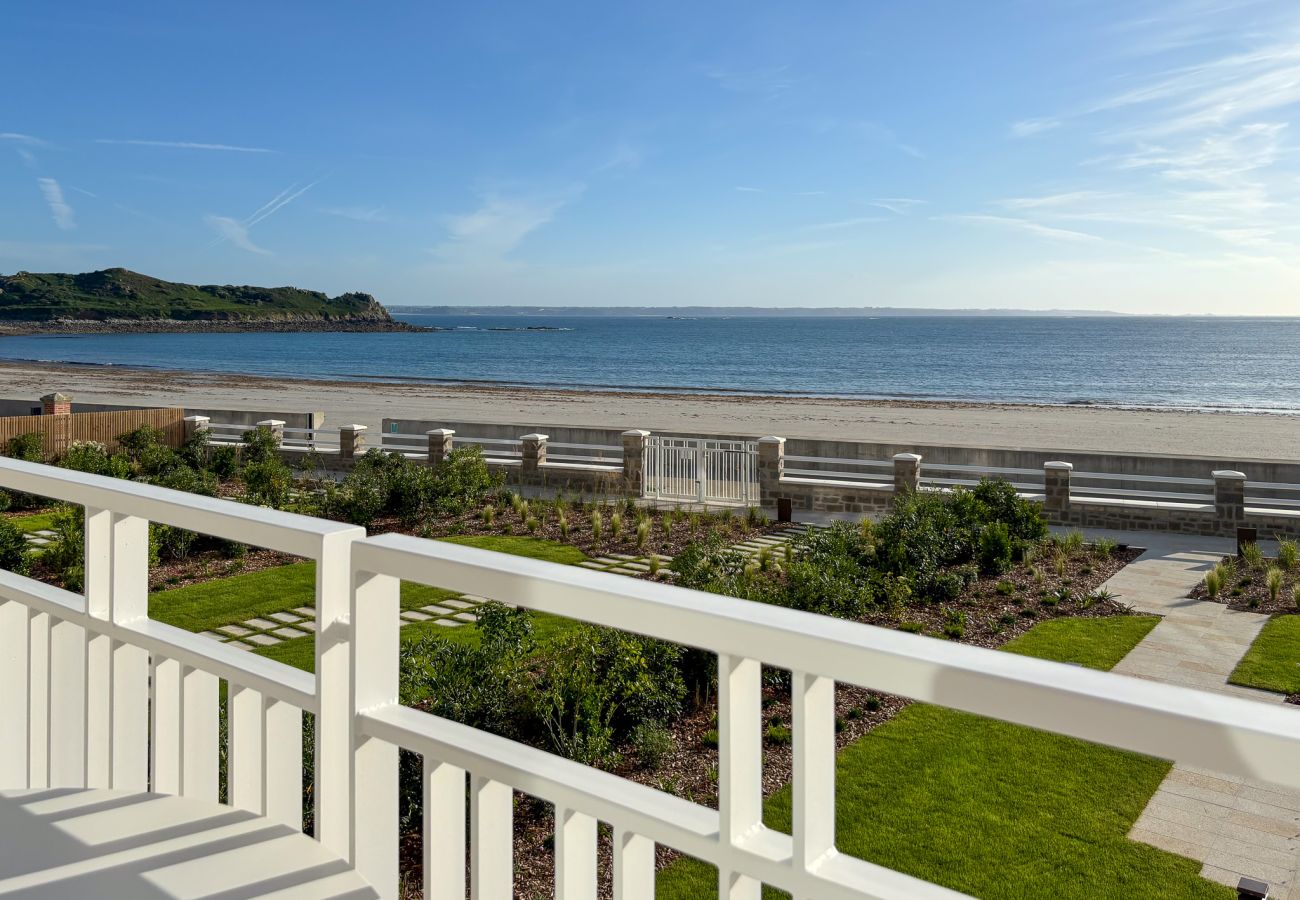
206 179 321 254
37 178 75 230
937 214 1104 243
96 138 276 153
596 141 644 174
1010 118 1061 138
323 205 390 223
705 65 795 99
0 132 45 147
432 188 582 263
800 216 887 232
203 216 269 255
869 198 928 215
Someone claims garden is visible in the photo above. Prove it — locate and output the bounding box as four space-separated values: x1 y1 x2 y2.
0 425 1236 899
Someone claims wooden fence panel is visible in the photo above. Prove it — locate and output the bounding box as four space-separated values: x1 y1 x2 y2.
0 408 185 460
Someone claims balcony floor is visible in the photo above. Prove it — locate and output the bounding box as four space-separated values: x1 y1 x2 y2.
0 788 376 899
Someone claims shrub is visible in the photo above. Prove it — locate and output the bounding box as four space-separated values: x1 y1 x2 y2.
978 522 1014 575
1092 537 1117 559
480 505 495 525
1266 566 1284 604
41 505 86 590
1061 530 1086 555
208 444 240 479
630 722 675 769
1242 542 1264 569
1279 540 1298 571
942 608 966 639
1204 570 1221 600
636 519 649 549
995 580 1016 596
241 458 294 507
524 516 540 533
152 524 198 561
6 432 45 462
591 508 603 541
430 447 500 514
765 724 792 745
648 554 661 578
0 518 30 575
897 621 924 634
557 512 570 539
610 511 623 541
59 441 131 478
1293 584 1300 609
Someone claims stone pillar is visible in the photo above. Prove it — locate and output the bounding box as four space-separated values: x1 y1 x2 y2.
339 424 367 460
1043 461 1072 515
520 432 547 476
183 415 211 442
893 452 922 494
426 429 455 466
256 419 285 445
41 392 71 416
622 430 650 495
757 436 786 506
1213 470 1247 528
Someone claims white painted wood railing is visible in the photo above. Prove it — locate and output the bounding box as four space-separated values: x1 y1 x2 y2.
4 457 1300 899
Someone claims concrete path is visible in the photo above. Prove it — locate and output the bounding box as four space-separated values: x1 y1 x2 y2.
1093 532 1300 898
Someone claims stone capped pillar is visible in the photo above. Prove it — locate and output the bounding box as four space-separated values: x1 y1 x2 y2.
339 424 367 460
757 436 786 505
1043 461 1073 514
892 452 922 495
622 430 650 495
521 433 548 475
426 429 455 466
183 415 211 442
1213 469 1247 527
41 392 71 416
256 419 285 445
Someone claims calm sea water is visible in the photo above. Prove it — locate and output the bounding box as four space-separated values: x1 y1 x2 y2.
5 315 1300 413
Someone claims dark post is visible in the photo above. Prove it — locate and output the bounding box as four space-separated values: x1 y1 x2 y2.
777 497 792 524
1236 526 1258 558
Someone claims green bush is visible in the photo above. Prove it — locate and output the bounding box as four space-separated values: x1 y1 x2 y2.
1242 542 1264 569
41 506 86 590
978 522 1014 575
6 432 45 462
0 518 30 575
630 722 676 769
241 458 294 507
59 441 132 479
1278 540 1298 571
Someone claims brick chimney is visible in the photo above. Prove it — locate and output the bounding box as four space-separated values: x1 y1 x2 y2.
40 392 71 416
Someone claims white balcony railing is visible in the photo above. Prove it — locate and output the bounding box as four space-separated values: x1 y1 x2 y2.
2 456 1300 899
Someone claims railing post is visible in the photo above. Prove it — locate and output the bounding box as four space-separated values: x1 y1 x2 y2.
339 424 367 460
622 430 650 496
83 508 150 792
718 654 762 899
757 436 785 508
426 428 455 467
256 419 285 445
183 415 210 443
521 433 548 475
1044 461 1072 517
347 564 400 896
1214 469 1247 530
893 452 922 495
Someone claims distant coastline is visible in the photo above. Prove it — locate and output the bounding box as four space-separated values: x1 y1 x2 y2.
388 304 1134 317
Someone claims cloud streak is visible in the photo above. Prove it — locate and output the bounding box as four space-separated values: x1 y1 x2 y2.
432 188 582 263
203 215 269 255
97 138 276 153
323 205 390 223
206 179 321 254
937 214 1104 243
37 178 75 230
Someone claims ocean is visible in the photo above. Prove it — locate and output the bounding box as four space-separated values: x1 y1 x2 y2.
5 314 1300 413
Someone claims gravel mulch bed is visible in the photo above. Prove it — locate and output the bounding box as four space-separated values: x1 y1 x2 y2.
1187 555 1300 614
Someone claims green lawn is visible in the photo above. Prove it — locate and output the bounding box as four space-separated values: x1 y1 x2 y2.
1229 614 1300 695
657 614 1233 900
11 510 59 534
245 534 590 672
149 562 457 634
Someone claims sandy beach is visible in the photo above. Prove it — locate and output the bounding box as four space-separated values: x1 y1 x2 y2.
3 359 1297 460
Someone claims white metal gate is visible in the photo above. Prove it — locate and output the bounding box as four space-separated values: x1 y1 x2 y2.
643 436 759 504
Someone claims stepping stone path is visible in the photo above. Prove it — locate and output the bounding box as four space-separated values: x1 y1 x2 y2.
198 524 818 653
24 529 58 549
207 593 495 651
581 523 817 577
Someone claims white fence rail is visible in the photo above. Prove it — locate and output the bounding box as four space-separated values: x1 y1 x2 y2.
2 458 1300 898
783 454 894 486
1069 471 1216 508
545 440 623 469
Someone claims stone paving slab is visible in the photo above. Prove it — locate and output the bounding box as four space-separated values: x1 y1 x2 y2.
1107 538 1300 896
269 612 302 624
272 627 307 639
245 634 279 646
292 607 317 618
242 618 277 630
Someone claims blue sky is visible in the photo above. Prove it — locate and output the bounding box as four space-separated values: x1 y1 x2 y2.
4 0 1300 313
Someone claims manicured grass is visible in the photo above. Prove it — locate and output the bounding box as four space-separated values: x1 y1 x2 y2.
10 510 58 533
657 615 1232 900
439 533 588 565
149 561 458 634
1229 614 1300 695
252 534 592 673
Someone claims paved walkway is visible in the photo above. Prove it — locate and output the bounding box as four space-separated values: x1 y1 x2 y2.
1090 531 1300 898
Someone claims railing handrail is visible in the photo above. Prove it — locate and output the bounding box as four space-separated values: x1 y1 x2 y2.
544 441 623 452
784 454 893 468
353 534 1300 788
0 457 359 557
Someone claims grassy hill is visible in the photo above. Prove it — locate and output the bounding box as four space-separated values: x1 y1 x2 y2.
0 268 397 325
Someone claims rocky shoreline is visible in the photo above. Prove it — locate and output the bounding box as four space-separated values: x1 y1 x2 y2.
0 317 432 335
